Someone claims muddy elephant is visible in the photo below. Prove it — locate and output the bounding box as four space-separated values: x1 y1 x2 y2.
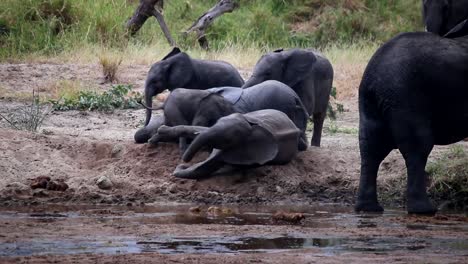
242 48 333 147
143 47 244 126
423 0 468 37
355 23 468 214
147 80 308 151
155 109 302 179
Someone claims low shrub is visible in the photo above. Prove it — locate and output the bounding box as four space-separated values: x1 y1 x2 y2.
50 84 143 112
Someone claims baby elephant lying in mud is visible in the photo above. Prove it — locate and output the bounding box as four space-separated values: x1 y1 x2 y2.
152 109 303 179
141 80 309 152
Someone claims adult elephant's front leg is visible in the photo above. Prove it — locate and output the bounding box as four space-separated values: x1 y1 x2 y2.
173 150 225 179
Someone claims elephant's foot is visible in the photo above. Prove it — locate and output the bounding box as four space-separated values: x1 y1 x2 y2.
173 164 198 179
355 199 384 213
407 197 437 215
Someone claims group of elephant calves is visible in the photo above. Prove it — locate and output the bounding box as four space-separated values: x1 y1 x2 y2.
134 47 334 180
133 0 468 215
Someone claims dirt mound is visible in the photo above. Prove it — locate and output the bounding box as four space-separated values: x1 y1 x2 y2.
0 128 358 206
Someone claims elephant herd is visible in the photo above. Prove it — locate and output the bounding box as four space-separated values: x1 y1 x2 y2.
135 47 331 177
133 0 468 215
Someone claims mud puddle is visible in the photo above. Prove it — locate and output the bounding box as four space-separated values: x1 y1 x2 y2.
0 204 467 257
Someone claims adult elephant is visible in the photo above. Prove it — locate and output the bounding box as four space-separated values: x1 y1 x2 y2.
148 80 309 151
242 48 333 147
143 47 244 126
155 109 302 179
423 0 468 37
355 23 468 214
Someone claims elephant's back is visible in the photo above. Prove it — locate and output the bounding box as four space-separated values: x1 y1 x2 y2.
240 81 308 131
192 59 244 87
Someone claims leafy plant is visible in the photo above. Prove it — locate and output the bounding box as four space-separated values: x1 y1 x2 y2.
50 84 143 112
327 86 344 120
0 90 50 132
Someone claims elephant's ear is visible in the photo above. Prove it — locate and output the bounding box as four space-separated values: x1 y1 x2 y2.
208 87 243 104
162 47 181 60
283 50 316 88
220 126 278 166
444 19 468 38
167 52 193 88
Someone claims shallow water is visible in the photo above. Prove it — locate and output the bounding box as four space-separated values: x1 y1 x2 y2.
0 204 467 257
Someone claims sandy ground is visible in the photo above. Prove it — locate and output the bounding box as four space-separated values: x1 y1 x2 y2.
0 62 467 263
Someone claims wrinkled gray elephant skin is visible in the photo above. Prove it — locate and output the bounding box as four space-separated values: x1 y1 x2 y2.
155 109 301 179
356 30 468 215
149 80 308 151
143 47 244 126
242 48 333 147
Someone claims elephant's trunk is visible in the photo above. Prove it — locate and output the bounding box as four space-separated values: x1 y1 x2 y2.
144 85 154 126
182 130 213 162
242 76 262 88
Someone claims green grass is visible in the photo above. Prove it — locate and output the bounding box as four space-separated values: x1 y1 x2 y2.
426 145 468 210
0 0 422 61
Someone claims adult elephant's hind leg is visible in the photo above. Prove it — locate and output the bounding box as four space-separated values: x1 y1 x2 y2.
392 115 436 214
355 119 393 212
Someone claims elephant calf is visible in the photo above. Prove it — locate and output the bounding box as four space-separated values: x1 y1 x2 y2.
154 109 302 179
243 48 334 147
147 80 309 151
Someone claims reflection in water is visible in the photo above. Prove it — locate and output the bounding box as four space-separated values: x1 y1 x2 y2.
0 204 467 257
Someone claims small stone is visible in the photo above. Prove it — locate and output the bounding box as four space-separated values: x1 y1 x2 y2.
189 206 201 214
275 186 283 193
111 144 125 158
96 176 113 190
272 211 305 223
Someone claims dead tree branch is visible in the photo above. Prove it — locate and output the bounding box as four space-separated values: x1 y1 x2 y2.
184 0 238 49
126 0 176 46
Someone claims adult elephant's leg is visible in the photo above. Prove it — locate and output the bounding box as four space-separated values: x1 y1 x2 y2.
173 150 225 179
311 112 325 147
356 82 397 212
391 113 436 214
355 119 394 212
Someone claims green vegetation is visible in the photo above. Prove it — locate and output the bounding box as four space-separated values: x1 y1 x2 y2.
427 145 468 210
50 84 143 112
0 91 50 132
0 0 422 60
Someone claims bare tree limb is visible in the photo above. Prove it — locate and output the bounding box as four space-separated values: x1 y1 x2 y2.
126 0 175 46
184 0 239 49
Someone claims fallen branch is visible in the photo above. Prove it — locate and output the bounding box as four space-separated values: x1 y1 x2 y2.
184 0 239 49
126 0 175 46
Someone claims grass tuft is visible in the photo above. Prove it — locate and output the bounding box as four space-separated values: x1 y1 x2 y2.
0 90 50 132
99 53 122 83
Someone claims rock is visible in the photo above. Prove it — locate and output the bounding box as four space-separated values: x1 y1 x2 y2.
272 211 305 223
96 176 113 190
46 181 69 192
189 206 201 214
111 144 125 158
207 206 233 216
30 176 51 189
